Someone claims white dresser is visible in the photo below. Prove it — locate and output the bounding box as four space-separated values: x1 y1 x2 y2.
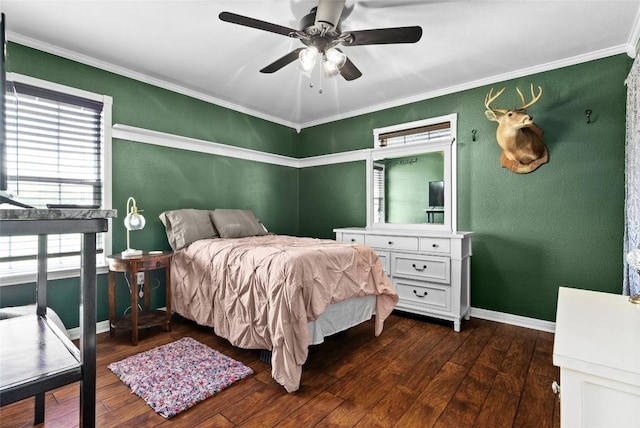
334 227 472 331
553 287 640 427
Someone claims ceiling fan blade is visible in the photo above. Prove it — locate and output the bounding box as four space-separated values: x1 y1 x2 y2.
343 26 422 46
260 48 305 74
219 11 297 37
340 57 362 81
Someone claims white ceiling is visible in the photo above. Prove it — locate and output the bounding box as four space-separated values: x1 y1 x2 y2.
2 1 640 131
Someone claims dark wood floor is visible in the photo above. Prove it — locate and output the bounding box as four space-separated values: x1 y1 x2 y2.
0 313 560 427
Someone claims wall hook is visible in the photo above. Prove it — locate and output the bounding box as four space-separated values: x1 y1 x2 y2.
472 129 477 141
585 109 592 124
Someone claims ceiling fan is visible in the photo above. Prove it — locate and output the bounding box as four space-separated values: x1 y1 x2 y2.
219 0 422 81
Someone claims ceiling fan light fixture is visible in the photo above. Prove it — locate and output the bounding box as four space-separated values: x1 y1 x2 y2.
325 47 346 69
299 46 318 74
323 58 341 78
322 47 346 78
220 0 423 83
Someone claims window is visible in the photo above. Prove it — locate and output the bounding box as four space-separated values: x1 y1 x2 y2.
376 121 451 148
1 74 112 284
373 163 385 223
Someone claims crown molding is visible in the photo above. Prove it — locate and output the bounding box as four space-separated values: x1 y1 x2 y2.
8 32 299 131
628 8 640 58
8 31 630 133
299 45 629 129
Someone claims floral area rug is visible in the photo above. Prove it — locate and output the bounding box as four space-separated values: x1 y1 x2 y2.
108 337 253 418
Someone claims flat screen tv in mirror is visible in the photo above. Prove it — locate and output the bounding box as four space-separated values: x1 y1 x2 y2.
429 180 444 207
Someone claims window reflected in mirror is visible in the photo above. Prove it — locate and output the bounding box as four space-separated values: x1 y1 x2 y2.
373 151 445 225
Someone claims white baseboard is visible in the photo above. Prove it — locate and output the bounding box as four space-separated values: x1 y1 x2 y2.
470 307 555 333
66 307 553 339
67 320 110 340
66 307 168 340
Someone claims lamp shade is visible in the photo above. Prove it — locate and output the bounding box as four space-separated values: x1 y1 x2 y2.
123 197 145 257
124 210 145 231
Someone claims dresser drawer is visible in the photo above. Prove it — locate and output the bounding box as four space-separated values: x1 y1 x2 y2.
392 253 450 283
365 234 419 251
420 237 451 254
375 251 391 275
341 233 365 244
395 278 450 312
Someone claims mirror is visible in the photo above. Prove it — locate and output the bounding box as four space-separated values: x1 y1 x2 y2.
367 114 457 232
373 151 445 224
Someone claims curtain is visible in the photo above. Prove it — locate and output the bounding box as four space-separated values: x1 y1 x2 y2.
623 56 640 297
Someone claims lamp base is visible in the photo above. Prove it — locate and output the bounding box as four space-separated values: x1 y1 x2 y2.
122 248 143 258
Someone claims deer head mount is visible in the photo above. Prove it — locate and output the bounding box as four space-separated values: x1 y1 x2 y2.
484 84 548 174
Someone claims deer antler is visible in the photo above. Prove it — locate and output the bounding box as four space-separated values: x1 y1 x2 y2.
516 84 543 110
484 87 508 114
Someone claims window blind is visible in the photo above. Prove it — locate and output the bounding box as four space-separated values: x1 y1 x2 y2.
378 121 451 147
373 163 385 223
1 81 105 275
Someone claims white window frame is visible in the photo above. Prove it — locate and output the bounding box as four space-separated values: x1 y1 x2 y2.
1 73 113 286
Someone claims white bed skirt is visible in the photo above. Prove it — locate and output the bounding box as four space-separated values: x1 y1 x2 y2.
308 295 376 345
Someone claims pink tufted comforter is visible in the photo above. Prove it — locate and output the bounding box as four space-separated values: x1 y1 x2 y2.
171 235 397 392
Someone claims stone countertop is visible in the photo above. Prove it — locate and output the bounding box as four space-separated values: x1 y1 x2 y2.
0 208 117 220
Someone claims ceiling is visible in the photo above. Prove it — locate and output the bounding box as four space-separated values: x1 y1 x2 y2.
2 1 640 131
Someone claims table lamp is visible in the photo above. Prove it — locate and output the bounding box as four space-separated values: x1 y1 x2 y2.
625 248 640 304
122 196 145 257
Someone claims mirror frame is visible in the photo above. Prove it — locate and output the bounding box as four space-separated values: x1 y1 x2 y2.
366 113 457 232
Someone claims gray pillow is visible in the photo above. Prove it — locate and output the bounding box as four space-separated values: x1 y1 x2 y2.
159 209 218 251
210 209 267 238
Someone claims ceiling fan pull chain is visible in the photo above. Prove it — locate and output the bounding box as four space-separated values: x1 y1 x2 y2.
318 58 323 94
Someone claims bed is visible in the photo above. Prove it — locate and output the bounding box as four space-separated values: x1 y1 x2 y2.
160 208 398 392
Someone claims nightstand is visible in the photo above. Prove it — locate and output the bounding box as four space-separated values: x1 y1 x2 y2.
107 251 172 345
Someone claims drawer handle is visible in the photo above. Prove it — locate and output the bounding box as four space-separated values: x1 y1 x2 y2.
350 239 356 242
388 241 393 245
156 261 162 267
432 244 439 248
413 290 428 298
412 263 427 271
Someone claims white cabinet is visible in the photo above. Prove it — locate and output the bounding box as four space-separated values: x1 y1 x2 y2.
335 228 472 331
553 287 640 427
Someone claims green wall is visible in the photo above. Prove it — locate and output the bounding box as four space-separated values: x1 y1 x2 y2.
299 161 367 238
1 44 299 328
298 55 630 322
0 42 630 326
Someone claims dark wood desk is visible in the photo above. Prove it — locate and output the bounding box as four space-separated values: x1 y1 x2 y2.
424 208 445 223
0 208 115 427
107 251 172 345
